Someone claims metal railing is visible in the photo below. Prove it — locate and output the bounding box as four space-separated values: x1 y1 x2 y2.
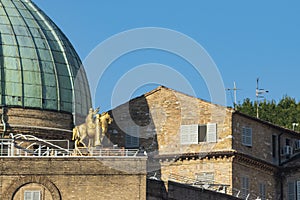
168 173 264 199
0 135 142 157
168 173 230 194
0 147 141 157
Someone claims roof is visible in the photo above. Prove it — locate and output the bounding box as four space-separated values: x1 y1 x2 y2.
139 85 231 109
112 85 298 136
0 0 91 114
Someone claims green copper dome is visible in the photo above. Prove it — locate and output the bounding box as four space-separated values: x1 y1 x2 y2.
0 0 91 116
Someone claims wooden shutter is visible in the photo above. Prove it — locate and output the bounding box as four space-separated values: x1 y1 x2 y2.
242 127 252 147
241 177 249 197
259 183 266 199
288 181 295 200
297 181 300 200
206 123 217 143
180 125 198 145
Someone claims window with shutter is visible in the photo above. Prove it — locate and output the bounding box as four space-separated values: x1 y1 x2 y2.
288 181 295 200
206 123 217 143
242 127 252 147
297 181 300 200
241 177 249 197
125 126 139 148
180 124 217 145
180 124 198 145
259 183 266 200
198 125 207 142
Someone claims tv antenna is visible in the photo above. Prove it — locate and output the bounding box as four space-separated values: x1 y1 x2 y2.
226 81 241 108
256 78 269 118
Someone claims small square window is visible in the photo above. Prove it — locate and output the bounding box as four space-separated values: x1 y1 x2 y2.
24 190 41 200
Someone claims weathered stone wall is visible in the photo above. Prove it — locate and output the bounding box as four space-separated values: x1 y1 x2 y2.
0 157 147 200
281 156 300 200
168 181 240 200
159 156 233 187
232 113 300 165
108 86 233 154
232 158 279 199
105 86 300 199
1 107 73 129
232 113 276 164
0 107 74 141
147 179 240 200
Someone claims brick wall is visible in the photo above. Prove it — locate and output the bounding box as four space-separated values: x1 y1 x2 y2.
232 159 279 199
0 157 147 200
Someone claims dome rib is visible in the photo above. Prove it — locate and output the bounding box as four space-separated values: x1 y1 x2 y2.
22 0 61 111
1 1 24 107
11 0 43 108
0 0 91 117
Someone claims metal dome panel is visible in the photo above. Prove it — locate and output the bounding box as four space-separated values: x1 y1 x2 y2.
0 0 91 116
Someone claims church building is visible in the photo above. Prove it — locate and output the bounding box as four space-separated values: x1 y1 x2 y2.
0 1 146 200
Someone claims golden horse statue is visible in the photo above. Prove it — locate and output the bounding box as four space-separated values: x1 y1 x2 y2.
72 108 113 152
96 112 113 142
72 108 99 149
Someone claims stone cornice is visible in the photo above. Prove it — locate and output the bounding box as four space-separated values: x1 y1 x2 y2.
233 153 279 175
152 151 279 174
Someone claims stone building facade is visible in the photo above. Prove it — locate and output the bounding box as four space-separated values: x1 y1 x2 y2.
107 86 300 199
0 157 147 200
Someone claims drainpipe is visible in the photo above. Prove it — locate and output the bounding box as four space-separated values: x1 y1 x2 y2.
278 132 283 166
278 132 283 200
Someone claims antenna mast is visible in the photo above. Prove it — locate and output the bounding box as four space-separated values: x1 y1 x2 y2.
226 81 240 108
256 78 269 118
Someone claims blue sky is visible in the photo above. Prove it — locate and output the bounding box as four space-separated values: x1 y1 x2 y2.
33 0 300 112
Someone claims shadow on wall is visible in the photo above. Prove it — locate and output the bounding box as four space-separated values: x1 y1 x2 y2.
147 179 240 200
107 95 162 178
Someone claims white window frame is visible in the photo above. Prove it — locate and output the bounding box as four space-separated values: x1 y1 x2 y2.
24 190 41 200
242 127 252 147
